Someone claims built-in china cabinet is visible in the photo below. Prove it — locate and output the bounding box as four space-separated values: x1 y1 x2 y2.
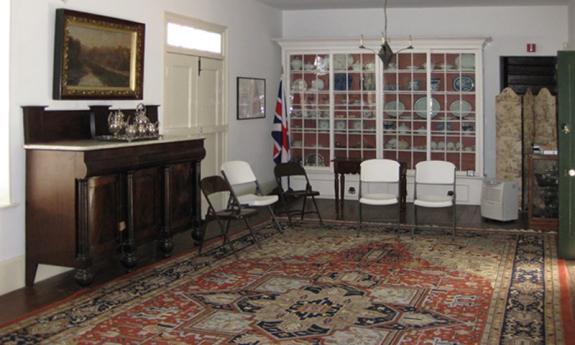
277 38 489 204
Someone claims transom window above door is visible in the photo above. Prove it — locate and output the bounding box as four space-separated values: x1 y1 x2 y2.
165 13 225 58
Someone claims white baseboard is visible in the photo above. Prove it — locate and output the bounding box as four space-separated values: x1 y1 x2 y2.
0 255 71 296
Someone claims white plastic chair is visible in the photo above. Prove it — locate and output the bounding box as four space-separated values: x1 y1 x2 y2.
221 161 283 232
413 160 456 236
359 159 401 234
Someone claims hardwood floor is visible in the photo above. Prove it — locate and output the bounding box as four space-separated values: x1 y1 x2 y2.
0 198 572 327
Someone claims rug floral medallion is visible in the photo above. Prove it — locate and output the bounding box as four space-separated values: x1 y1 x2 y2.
0 222 566 345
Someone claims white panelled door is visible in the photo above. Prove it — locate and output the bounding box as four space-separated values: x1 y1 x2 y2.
164 53 227 211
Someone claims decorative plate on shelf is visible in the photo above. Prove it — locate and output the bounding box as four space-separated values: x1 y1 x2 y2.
305 153 325 166
335 120 346 130
414 97 440 118
449 100 473 118
384 101 405 117
310 79 325 91
436 64 454 71
319 120 329 129
290 58 302 71
316 56 330 72
455 54 475 70
453 76 475 92
291 79 307 92
303 110 317 118
333 55 347 70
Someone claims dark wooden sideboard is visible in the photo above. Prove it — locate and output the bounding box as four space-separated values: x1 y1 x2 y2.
23 105 206 286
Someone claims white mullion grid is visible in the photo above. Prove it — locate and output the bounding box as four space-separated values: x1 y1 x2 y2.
425 50 432 162
329 53 335 171
376 52 383 159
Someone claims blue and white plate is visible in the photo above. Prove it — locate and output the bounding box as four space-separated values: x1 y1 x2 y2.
453 76 475 92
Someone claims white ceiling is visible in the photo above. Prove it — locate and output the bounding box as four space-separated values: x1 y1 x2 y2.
255 0 567 10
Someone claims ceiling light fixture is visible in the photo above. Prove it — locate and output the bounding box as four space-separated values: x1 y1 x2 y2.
359 0 413 68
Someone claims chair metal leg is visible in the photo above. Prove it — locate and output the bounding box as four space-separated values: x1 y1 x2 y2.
452 202 456 237
280 193 293 226
198 221 208 255
268 206 283 233
358 202 362 236
301 196 307 220
311 195 324 225
223 219 239 259
208 217 228 254
396 203 401 237
413 205 417 236
243 217 261 249
222 219 232 249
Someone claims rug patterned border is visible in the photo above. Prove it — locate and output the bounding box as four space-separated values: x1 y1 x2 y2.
0 221 567 344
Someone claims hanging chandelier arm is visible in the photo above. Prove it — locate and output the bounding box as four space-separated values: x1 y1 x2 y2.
359 34 378 53
384 0 388 41
358 45 378 54
395 45 414 54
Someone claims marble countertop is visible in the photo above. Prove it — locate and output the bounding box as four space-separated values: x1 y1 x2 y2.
24 134 206 151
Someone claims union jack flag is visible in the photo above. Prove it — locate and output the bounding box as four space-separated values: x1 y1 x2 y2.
272 80 290 164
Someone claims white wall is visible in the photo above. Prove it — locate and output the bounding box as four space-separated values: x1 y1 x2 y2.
0 0 281 295
283 5 568 178
570 0 575 48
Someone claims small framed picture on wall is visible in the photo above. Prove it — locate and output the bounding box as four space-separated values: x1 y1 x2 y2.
237 77 266 120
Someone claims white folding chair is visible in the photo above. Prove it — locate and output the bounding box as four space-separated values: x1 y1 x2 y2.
359 159 401 234
413 160 456 236
221 161 283 232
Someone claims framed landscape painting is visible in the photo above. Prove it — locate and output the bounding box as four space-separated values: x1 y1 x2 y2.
53 9 145 99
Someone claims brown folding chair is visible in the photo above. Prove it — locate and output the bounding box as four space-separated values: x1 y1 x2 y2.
199 175 260 255
274 161 323 225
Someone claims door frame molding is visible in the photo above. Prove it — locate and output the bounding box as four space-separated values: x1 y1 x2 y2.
162 11 229 147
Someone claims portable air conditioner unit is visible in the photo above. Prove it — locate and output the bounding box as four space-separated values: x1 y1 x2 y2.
481 179 519 221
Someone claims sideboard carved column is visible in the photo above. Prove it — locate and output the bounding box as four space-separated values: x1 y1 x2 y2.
121 172 138 269
75 178 94 286
160 166 174 256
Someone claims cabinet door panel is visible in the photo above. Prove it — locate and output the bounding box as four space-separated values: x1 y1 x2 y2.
169 163 194 232
132 167 162 243
87 175 124 255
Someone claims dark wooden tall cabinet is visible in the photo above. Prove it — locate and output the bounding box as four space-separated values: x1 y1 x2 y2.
23 105 206 286
558 51 575 259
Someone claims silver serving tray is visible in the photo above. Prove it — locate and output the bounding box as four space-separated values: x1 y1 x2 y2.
95 134 162 143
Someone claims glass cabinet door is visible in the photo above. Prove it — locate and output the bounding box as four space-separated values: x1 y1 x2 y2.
382 52 428 169
429 52 477 171
382 51 477 171
288 53 330 167
333 53 377 160
285 47 481 174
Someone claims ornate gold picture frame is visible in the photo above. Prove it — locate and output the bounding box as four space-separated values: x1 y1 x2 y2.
53 9 145 99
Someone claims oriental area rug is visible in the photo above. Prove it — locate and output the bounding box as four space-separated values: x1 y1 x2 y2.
0 222 571 345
